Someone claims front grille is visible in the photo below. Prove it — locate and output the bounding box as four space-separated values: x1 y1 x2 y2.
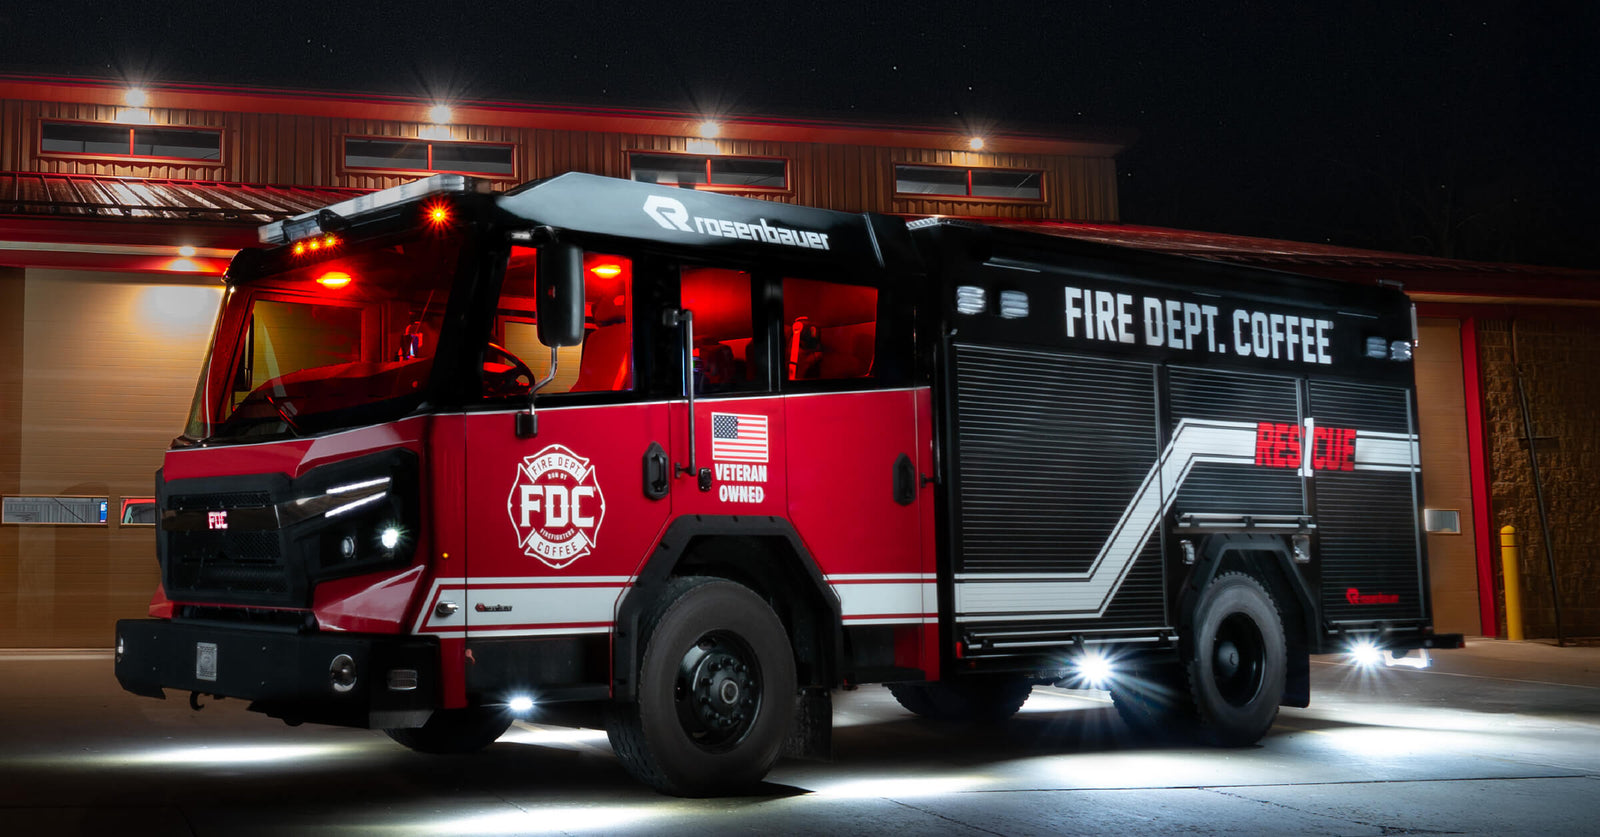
166 527 289 597
169 491 272 511
156 447 418 607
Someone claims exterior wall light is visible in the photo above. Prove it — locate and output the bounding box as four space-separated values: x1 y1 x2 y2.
968 136 986 151
698 120 721 139
124 88 149 108
428 105 453 124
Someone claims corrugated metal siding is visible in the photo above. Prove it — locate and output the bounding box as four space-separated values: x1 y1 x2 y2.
1168 367 1306 516
1309 381 1425 622
952 344 1159 573
950 342 1166 630
1 98 1123 221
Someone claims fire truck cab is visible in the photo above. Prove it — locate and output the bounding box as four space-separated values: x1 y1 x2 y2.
115 173 1460 796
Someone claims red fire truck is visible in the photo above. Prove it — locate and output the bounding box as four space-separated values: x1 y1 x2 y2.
116 173 1460 795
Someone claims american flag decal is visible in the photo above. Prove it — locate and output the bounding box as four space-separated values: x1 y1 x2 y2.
711 413 769 463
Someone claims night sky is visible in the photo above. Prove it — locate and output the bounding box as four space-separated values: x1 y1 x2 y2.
3 1 1595 268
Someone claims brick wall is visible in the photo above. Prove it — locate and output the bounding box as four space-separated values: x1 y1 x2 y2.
1479 315 1600 638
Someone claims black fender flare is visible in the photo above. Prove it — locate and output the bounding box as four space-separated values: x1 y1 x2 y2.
612 514 843 702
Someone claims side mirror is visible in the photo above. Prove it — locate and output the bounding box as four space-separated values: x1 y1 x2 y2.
536 243 585 348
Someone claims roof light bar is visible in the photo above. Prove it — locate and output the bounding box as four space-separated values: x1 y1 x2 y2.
259 174 491 245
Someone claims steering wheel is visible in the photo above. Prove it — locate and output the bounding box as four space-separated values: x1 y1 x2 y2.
483 342 535 398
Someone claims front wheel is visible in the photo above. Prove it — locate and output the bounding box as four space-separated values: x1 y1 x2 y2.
606 577 796 797
1184 572 1287 746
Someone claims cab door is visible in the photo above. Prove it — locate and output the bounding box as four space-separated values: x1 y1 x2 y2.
666 265 787 519
454 249 673 646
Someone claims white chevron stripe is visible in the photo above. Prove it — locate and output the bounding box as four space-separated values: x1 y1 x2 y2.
956 419 1257 619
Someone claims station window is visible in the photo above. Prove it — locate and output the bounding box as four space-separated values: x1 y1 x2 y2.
120 498 158 526
782 277 878 381
489 248 634 397
629 152 788 190
344 137 515 176
894 164 1043 201
1 496 109 525
40 121 222 161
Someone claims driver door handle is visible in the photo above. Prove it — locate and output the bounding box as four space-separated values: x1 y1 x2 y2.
643 442 669 500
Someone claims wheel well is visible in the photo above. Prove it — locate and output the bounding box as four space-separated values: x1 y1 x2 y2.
612 517 841 701
674 534 837 688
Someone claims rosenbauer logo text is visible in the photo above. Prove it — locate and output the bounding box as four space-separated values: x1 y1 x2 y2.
643 195 831 251
506 445 606 570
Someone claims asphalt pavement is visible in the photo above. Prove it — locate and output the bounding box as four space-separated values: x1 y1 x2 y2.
1 638 1597 835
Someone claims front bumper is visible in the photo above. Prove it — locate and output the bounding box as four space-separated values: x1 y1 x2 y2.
115 619 438 729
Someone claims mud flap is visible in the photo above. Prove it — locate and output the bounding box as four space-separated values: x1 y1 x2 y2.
783 687 833 761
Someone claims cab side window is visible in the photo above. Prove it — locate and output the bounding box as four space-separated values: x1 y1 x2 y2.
681 266 764 394
486 247 634 398
782 277 878 381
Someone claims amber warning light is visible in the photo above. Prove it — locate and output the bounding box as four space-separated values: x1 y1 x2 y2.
590 263 624 279
293 235 340 256
317 271 354 289
424 201 452 227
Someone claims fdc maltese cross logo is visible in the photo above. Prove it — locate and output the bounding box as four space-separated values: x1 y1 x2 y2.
505 445 606 569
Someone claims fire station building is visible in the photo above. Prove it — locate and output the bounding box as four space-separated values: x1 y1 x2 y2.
1 75 1595 647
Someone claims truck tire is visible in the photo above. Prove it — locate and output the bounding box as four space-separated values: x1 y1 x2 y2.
1108 661 1199 740
1184 572 1286 746
606 577 796 797
885 676 1033 723
384 707 514 754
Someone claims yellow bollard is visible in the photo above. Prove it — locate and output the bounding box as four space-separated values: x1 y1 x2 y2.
1500 525 1524 641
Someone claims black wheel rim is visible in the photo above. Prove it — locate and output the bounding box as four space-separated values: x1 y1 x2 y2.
1211 612 1266 707
672 630 763 752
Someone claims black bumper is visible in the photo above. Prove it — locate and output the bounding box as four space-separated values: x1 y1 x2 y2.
115 619 439 729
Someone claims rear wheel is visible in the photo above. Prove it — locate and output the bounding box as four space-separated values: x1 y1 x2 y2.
607 577 796 797
384 707 514 754
885 676 1033 723
1184 572 1286 746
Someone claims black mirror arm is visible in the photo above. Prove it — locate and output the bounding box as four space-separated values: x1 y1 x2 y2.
663 308 696 478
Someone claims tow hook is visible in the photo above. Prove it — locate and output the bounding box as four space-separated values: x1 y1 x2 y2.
189 691 224 711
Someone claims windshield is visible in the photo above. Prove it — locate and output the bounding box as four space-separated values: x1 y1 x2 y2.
183 230 464 443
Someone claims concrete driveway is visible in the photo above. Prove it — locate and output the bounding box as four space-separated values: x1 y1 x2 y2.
1 639 1597 835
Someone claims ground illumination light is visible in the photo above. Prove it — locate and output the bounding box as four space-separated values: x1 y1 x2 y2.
124 88 148 107
698 120 721 138
178 245 197 257
508 695 535 714
428 104 452 124
1350 641 1383 668
1075 651 1115 688
380 527 401 550
968 136 986 150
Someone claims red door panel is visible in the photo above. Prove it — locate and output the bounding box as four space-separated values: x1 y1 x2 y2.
419 404 674 640
670 396 786 517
